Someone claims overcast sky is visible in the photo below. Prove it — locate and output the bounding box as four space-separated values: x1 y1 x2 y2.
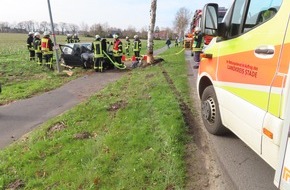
0 0 231 30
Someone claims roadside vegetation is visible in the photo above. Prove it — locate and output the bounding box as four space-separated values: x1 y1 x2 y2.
0 33 166 105
0 43 193 189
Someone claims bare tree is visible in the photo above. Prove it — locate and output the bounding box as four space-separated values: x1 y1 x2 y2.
68 23 79 34
140 26 148 39
173 7 191 38
80 22 89 36
16 21 25 30
40 21 49 32
90 23 103 36
122 25 137 38
34 21 40 31
59 22 67 35
0 22 9 32
22 20 35 32
147 0 157 65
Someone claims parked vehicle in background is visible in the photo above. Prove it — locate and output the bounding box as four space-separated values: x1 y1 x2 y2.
197 0 289 189
190 7 227 45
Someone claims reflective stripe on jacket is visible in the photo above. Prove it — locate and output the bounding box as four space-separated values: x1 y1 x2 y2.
41 37 53 54
34 38 42 53
113 39 122 57
133 40 141 52
93 40 104 58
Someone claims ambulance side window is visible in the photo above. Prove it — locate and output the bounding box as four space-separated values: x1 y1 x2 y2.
228 0 246 37
228 0 282 37
243 0 282 32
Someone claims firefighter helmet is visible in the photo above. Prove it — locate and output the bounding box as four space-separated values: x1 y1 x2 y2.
113 34 119 39
43 31 50 36
95 35 101 40
34 32 40 37
195 27 201 32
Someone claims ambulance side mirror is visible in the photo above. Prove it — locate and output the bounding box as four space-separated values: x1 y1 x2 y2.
201 3 218 37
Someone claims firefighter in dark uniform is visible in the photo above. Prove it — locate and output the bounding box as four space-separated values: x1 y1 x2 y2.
112 34 123 65
133 35 142 60
66 34 73 43
41 31 54 69
73 33 80 43
92 35 105 72
192 27 203 69
125 36 130 56
133 35 142 61
33 32 42 64
27 32 35 61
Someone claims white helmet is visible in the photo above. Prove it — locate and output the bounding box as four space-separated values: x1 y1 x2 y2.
134 35 138 39
67 33 72 37
195 27 201 32
95 35 100 39
126 36 129 39
43 31 50 36
113 34 119 39
34 32 40 37
28 31 34 36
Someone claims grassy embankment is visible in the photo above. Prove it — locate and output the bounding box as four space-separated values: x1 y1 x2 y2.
0 33 165 105
0 42 194 189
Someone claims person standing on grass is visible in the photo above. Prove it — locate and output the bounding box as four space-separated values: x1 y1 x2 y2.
125 36 131 56
41 31 54 69
27 32 35 61
33 32 42 65
112 34 123 65
166 38 171 49
133 35 142 60
73 33 80 43
175 37 179 47
66 34 73 43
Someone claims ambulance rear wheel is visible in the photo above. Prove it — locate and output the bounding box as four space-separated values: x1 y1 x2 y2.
201 85 227 135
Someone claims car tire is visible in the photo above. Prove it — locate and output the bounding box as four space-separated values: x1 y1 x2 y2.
201 85 228 135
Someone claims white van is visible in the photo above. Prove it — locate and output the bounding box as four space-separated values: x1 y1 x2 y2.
197 0 290 188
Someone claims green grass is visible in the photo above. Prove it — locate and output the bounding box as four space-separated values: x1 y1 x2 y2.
0 33 166 105
0 46 192 189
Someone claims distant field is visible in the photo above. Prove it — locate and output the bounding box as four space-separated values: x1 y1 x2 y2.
0 33 165 104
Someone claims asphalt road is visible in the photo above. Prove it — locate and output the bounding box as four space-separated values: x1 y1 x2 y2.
0 70 124 148
185 50 278 190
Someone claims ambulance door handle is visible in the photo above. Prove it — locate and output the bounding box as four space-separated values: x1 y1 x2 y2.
254 45 275 59
255 48 274 54
254 46 274 55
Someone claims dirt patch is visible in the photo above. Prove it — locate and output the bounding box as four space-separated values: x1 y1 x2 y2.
73 132 92 139
160 63 228 190
6 179 25 190
47 122 67 135
107 100 127 112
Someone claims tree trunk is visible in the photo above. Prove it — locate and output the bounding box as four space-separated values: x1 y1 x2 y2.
146 0 157 65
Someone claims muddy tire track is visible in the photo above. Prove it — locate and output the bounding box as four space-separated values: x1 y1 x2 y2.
159 63 228 190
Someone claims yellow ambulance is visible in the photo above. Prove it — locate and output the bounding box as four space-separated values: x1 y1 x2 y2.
197 0 289 188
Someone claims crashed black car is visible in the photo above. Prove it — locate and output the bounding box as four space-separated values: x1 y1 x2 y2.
59 42 116 71
59 43 94 68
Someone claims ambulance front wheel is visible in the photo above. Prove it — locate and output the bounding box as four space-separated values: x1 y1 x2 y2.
201 85 228 135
